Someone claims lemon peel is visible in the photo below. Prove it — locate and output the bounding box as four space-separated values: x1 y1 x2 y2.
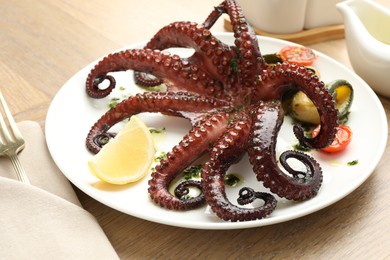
88 116 155 184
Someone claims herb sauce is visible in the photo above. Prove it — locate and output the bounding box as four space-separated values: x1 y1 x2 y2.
224 173 242 187
347 160 359 166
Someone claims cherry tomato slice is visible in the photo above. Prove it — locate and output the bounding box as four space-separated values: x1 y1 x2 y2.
312 125 352 153
280 45 317 66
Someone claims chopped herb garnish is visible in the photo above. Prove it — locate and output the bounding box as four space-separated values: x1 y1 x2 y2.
119 86 126 91
108 97 120 110
181 194 192 200
108 101 118 110
103 123 110 131
183 164 203 180
224 174 241 187
96 135 110 146
230 58 238 74
293 143 312 152
155 151 167 162
150 127 166 134
347 160 359 166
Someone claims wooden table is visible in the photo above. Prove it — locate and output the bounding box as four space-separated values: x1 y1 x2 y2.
1 0 389 258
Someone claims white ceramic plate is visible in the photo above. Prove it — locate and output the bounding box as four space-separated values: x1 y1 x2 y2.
46 33 387 230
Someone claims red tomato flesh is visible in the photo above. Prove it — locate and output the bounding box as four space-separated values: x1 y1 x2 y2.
312 125 353 153
280 45 317 66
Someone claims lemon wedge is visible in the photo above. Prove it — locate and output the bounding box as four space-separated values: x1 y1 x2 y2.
88 116 155 184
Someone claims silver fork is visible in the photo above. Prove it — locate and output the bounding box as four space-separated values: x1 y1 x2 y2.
0 91 30 184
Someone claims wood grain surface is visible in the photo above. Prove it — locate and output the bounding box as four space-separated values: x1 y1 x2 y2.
224 19 345 45
1 0 389 259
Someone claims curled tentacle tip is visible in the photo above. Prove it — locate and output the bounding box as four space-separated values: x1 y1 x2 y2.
237 187 256 205
87 75 116 99
86 131 116 154
174 180 203 200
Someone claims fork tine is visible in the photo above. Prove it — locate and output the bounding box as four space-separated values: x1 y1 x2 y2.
0 91 29 184
0 91 23 142
0 92 13 143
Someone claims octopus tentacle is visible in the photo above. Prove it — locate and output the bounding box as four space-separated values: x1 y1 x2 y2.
224 0 267 86
86 48 222 99
134 20 237 88
86 91 231 154
202 111 277 221
248 100 323 200
202 2 227 29
202 0 268 87
144 21 236 85
148 112 231 210
256 62 338 149
133 71 163 87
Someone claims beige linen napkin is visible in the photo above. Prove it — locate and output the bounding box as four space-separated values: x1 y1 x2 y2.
0 121 80 205
0 121 119 259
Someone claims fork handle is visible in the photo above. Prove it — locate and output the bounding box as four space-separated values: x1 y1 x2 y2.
9 154 30 184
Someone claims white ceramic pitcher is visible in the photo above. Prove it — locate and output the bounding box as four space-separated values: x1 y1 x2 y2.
337 0 390 97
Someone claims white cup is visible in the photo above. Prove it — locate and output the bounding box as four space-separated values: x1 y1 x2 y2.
237 0 345 34
305 0 344 29
237 0 308 34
